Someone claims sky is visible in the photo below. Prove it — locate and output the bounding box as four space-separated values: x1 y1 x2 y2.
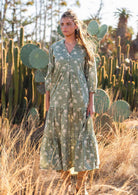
62 0 138 40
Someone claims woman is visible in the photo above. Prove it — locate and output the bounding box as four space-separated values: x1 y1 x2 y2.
40 9 99 194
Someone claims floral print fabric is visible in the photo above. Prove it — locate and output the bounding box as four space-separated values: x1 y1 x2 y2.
40 39 99 172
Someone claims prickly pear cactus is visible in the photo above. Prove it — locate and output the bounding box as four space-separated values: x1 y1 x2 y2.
94 89 110 114
97 24 108 40
20 44 38 68
34 69 47 83
107 100 131 122
87 20 99 36
87 20 107 40
29 48 49 69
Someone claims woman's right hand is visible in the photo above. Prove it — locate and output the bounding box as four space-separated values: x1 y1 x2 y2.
46 91 50 111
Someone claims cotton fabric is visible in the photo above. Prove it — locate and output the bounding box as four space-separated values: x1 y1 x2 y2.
40 39 99 172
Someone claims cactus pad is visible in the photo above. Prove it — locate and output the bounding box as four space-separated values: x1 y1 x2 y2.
87 20 99 36
36 83 45 94
97 24 107 40
34 69 47 83
20 44 38 68
107 100 131 122
94 89 110 114
29 48 49 69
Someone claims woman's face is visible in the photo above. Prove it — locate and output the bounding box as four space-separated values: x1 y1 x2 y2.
60 17 78 37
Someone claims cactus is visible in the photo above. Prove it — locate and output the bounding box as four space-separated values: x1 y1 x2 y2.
97 24 108 40
13 47 19 107
1 84 6 118
2 48 7 85
108 57 113 86
107 100 131 122
127 81 135 107
29 48 49 69
101 66 105 89
87 20 107 40
126 44 130 59
121 53 124 63
20 26 24 48
101 55 105 67
36 83 45 94
27 69 34 105
20 44 38 68
113 57 118 75
94 88 110 114
87 20 99 36
6 39 14 93
8 87 13 121
112 74 116 87
117 43 121 67
34 69 47 83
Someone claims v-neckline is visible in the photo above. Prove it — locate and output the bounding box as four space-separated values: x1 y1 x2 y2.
63 39 77 55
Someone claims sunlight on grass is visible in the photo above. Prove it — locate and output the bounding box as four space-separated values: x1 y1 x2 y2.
0 112 137 194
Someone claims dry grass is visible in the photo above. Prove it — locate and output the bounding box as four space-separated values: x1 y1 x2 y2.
0 113 137 195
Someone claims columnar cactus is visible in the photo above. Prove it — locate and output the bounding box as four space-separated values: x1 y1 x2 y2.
20 26 24 48
6 39 14 93
14 47 19 107
108 57 113 86
117 43 121 67
126 44 130 59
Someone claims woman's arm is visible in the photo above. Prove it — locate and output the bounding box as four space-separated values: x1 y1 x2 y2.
46 91 50 111
87 92 95 117
85 57 97 117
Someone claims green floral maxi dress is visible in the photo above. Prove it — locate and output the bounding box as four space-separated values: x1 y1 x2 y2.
40 39 100 172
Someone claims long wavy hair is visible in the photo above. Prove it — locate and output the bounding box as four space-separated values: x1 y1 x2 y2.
61 9 96 63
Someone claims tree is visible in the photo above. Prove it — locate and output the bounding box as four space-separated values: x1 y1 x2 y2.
1 0 35 41
114 8 132 53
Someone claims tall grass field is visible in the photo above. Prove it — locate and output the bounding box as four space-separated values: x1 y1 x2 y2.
0 111 137 195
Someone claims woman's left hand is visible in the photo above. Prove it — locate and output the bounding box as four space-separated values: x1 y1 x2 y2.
87 102 95 117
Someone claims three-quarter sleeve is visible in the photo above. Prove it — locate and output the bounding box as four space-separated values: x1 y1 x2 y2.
85 57 97 93
45 46 54 91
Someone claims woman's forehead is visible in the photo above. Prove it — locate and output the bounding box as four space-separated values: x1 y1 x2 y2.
60 17 74 23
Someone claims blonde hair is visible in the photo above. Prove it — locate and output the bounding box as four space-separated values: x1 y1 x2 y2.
61 9 96 63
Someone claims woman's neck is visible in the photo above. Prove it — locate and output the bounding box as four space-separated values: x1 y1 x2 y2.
64 35 76 44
